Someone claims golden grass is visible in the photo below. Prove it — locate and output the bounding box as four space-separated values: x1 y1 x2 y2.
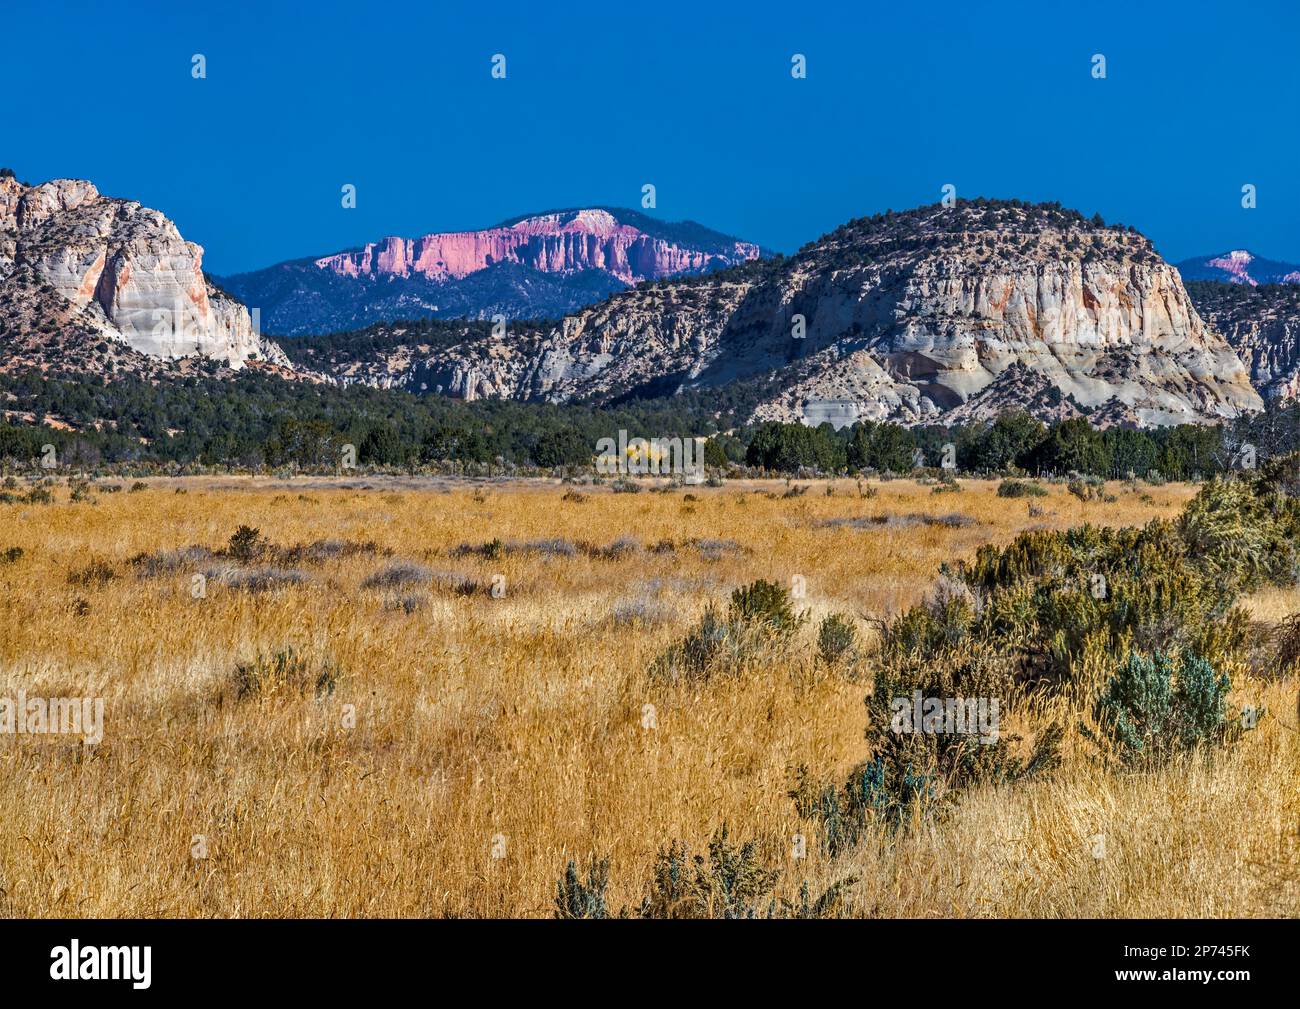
0 475 1294 917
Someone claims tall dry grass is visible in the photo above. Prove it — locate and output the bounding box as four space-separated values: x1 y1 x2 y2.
0 475 1293 917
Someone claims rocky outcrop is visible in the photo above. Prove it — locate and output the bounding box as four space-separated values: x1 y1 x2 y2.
1188 280 1300 402
302 201 1265 429
0 177 287 368
220 208 765 336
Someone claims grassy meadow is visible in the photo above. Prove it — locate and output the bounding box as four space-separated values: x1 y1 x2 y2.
0 474 1296 917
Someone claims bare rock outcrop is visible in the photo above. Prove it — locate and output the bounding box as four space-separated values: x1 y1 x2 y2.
1188 280 1300 402
322 201 1259 428
0 177 287 368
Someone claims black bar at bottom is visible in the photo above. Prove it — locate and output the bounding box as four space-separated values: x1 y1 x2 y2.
0 918 1289 995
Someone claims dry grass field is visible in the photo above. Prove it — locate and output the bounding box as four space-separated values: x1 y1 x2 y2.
0 475 1296 917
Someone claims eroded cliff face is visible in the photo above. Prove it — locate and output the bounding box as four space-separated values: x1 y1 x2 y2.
0 177 286 368
587 206 1261 426
219 207 765 336
316 209 761 284
1188 281 1300 403
315 202 1264 428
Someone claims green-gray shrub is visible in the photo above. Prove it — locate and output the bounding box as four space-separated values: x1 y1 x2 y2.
816 613 857 666
1090 650 1235 767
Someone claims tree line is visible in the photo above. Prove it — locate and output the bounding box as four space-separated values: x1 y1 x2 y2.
0 367 1294 478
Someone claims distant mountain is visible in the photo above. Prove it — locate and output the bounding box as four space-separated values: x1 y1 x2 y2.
220 208 766 336
297 200 1263 428
5 179 1289 431
1176 250 1300 286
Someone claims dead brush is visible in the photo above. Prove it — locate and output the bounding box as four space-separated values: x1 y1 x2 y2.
1272 613 1300 679
361 562 430 590
67 558 116 587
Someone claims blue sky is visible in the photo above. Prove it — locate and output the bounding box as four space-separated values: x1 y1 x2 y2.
4 0 1297 274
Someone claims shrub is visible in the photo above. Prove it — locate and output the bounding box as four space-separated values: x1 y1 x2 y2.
1274 612 1300 677
931 471 962 494
554 857 611 919
214 567 308 594
277 539 389 565
0 546 23 565
729 579 804 636
652 605 733 682
452 538 504 560
130 545 213 576
1178 476 1295 593
1067 475 1105 501
1090 651 1235 767
816 613 857 666
997 479 1047 498
227 525 265 562
361 562 429 590
958 519 1253 683
858 637 1061 828
637 829 778 919
653 580 806 682
554 828 855 919
67 559 116 587
232 647 340 701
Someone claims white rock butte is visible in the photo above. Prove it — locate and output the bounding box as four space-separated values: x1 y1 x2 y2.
0 176 285 368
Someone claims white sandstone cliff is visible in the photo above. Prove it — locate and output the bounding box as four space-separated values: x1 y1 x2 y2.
0 176 286 368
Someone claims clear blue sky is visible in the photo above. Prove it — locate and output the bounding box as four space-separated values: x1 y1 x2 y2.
5 0 1297 274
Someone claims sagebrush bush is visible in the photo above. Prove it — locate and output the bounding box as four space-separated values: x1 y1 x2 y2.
554 857 611 919
653 580 807 682
553 827 855 919
361 562 429 590
857 637 1061 828
651 605 736 682
957 517 1257 683
1067 474 1105 502
232 647 340 701
207 566 307 594
931 471 962 494
729 579 805 635
1178 476 1298 593
1274 612 1300 676
997 479 1047 498
817 485 1292 828
816 613 857 666
67 558 115 587
1090 651 1235 767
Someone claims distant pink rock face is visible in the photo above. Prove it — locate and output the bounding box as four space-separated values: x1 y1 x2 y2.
315 209 760 283
1207 250 1259 286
